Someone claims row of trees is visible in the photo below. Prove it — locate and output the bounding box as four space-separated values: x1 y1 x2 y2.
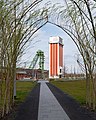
0 0 48 118
48 0 96 109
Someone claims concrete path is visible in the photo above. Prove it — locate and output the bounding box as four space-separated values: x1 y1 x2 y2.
38 81 71 120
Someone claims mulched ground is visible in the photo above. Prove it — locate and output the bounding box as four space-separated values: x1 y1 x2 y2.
47 83 96 120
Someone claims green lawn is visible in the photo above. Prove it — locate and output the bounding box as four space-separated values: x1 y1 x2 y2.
15 81 36 104
0 81 36 119
51 80 86 104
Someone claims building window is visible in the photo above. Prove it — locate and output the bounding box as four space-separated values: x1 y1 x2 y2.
60 69 62 73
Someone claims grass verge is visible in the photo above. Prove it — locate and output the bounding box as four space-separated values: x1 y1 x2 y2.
15 81 36 104
1 81 36 120
51 80 86 105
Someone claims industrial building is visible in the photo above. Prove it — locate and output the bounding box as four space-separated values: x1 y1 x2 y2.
16 68 49 80
49 36 64 78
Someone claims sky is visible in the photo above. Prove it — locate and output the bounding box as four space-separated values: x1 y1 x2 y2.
19 23 81 73
18 0 82 73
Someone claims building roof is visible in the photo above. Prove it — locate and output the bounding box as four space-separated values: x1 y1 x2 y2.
16 71 27 74
49 36 64 45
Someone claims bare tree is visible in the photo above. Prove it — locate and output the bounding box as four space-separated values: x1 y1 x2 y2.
0 0 48 118
48 0 96 109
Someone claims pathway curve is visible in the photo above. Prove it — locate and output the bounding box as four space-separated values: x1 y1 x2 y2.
38 81 70 120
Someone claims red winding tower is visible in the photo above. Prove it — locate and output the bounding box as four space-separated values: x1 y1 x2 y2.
49 36 64 78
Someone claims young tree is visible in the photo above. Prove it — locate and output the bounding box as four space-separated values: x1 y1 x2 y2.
48 0 96 109
0 0 48 118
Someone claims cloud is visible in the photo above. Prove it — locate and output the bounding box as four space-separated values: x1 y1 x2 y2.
47 0 64 4
20 22 80 72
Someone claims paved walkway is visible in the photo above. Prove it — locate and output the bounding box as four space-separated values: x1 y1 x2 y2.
10 80 95 120
38 81 71 120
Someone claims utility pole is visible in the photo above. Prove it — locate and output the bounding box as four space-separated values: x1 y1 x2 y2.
70 65 72 78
